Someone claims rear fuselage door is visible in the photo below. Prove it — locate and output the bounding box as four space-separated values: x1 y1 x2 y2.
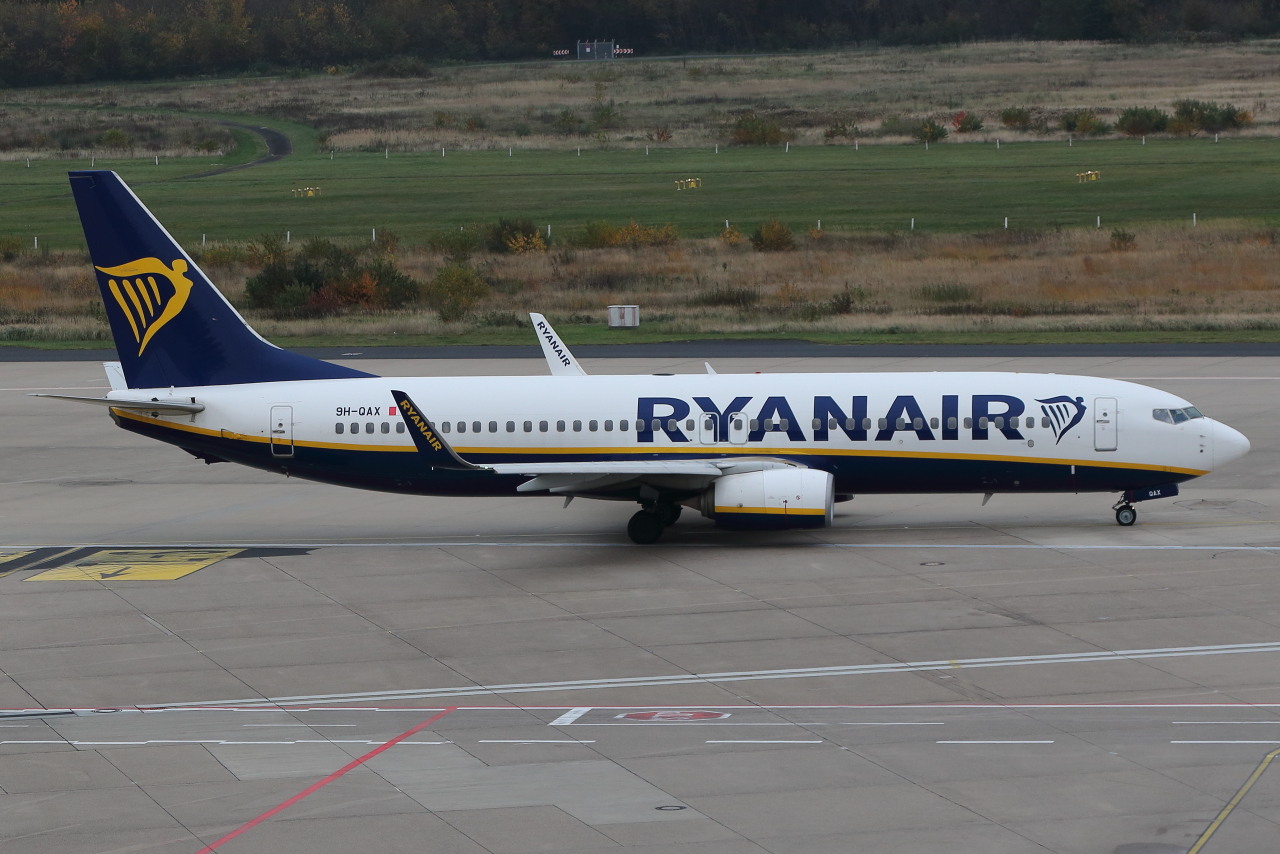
1094 397 1117 451
270 405 294 457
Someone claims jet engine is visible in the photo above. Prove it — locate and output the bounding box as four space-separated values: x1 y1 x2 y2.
704 468 834 529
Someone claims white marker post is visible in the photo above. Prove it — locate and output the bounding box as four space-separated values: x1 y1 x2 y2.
855 140 858 151
785 142 789 152
155 155 159 165
202 234 206 246
91 157 94 166
442 147 445 157
911 218 915 230
577 147 580 156
645 146 648 154
287 231 290 243
725 220 729 229
925 141 929 151
996 139 1000 149
547 224 551 238
715 144 718 153
372 228 376 242
385 148 388 159
1004 217 1008 229
509 148 512 156
331 150 334 160
1142 136 1145 145
1193 213 1197 226
33 236 38 250
1096 216 1101 229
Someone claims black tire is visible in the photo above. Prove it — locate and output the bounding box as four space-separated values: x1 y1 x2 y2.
655 503 682 526
627 510 665 544
1115 506 1137 526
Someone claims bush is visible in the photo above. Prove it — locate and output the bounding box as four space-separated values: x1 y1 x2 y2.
1116 106 1169 137
577 220 678 248
427 227 484 263
1000 107 1032 130
1172 99 1252 135
649 126 673 142
730 112 792 145
719 226 744 245
242 235 420 312
98 128 131 148
590 99 622 130
1109 229 1136 251
952 112 983 133
487 218 541 253
196 243 249 268
0 236 25 261
554 109 581 134
750 218 794 252
828 284 868 314
914 119 948 143
1060 110 1111 135
426 264 489 322
878 115 919 137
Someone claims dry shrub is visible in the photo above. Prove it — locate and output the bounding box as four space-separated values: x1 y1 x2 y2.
579 220 678 249
720 226 744 246
751 218 794 252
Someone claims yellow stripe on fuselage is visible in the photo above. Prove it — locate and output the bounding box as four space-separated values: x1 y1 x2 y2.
716 506 827 515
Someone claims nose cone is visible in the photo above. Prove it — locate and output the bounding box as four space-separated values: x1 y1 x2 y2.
1212 420 1251 469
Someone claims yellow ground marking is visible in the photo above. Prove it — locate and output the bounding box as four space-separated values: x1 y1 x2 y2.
25 548 243 581
0 551 32 565
1187 747 1280 854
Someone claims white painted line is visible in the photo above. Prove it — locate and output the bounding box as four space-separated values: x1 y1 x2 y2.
1172 721 1280 724
567 721 945 726
16 542 1280 552
1172 741 1280 744
478 740 595 744
707 740 823 744
549 707 592 726
0 725 29 727
2 739 450 747
242 724 358 727
156 640 1280 708
938 740 1055 744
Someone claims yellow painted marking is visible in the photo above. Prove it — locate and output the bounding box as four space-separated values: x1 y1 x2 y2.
120 277 147 323
107 280 141 342
0 551 32 565
949 660 962 669
135 277 155 315
113 411 1208 477
25 548 243 581
1187 747 1280 853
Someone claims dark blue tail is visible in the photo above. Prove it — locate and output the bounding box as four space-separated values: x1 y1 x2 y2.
68 170 373 388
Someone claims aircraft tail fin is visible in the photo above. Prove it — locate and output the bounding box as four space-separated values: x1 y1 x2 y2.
68 170 374 389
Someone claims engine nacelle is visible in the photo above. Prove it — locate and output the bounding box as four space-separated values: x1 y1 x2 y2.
706 468 834 529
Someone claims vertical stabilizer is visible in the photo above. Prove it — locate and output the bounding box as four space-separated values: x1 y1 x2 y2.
68 170 373 388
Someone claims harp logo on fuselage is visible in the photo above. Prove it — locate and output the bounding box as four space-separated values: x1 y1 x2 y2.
95 257 194 356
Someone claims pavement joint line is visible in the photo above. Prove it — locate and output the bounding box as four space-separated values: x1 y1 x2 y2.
143 641 1280 709
937 740 1056 744
706 740 823 744
1173 740 1280 744
478 739 596 744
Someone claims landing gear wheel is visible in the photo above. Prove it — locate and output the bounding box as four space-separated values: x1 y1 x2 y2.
1115 505 1137 526
627 510 665 544
655 503 682 527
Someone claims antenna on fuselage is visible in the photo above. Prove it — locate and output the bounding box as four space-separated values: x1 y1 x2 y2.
529 313 587 376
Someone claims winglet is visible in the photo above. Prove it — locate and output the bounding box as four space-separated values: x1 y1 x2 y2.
530 313 587 376
391 390 486 471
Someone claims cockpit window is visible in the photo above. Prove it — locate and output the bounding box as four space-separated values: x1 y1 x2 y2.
1154 407 1203 424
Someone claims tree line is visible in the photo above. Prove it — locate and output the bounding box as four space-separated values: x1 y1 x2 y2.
3 0 1279 87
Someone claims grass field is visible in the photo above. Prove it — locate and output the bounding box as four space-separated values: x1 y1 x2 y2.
4 125 1280 249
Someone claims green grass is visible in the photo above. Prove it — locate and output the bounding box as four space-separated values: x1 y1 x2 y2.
4 122 1280 251
13 327 1280 350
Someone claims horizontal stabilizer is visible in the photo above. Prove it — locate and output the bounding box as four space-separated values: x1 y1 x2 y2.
31 394 204 413
391 390 486 471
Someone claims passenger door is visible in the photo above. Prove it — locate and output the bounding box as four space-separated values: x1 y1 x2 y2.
1094 397 1117 451
270 405 294 457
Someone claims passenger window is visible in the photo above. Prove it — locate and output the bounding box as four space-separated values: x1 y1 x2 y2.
472 421 481 433
1153 409 1173 424
589 420 598 431
1041 417 1050 428
524 421 533 432
604 420 613 431
540 420 549 432
557 420 566 432
1171 409 1189 424
878 418 887 430
668 419 678 432
506 421 515 432
779 418 789 431
862 417 872 430
685 419 695 431
813 418 822 430
912 417 923 430
457 421 466 433
994 417 1004 429
396 423 405 434
1009 417 1019 428
843 418 854 430
335 422 344 434
350 422 359 434
488 421 497 433
896 418 905 430
947 417 957 430
573 420 582 432
381 422 389 434
930 417 939 429
365 423 374 434
750 419 760 431
652 418 662 431
963 417 972 429
979 417 989 429
441 421 451 433
620 420 629 431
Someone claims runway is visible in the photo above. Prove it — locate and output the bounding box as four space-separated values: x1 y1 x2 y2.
2 355 1279 853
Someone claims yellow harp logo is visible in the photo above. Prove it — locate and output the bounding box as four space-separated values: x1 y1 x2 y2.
95 258 194 356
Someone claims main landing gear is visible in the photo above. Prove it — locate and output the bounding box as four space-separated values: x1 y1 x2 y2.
627 502 682 544
1113 500 1137 526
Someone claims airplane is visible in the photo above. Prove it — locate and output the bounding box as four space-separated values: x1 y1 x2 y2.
36 170 1251 544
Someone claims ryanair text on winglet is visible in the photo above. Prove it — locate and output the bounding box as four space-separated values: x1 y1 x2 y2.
398 397 443 451
535 320 573 367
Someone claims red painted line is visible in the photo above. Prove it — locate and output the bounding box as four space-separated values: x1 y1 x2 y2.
192 706 457 854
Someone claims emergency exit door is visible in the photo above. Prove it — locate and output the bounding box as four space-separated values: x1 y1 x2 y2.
270 406 294 457
1094 397 1117 451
